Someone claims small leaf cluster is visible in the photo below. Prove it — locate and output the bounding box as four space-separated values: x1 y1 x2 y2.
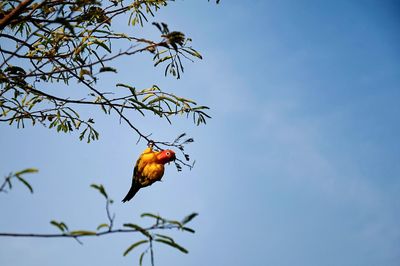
123 212 198 265
0 168 38 194
116 84 210 126
128 0 169 27
47 183 198 265
153 133 197 171
0 86 100 143
152 22 203 79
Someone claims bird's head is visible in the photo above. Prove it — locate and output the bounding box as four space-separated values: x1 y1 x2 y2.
156 149 176 164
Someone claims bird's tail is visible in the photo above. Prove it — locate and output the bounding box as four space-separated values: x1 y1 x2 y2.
122 179 140 203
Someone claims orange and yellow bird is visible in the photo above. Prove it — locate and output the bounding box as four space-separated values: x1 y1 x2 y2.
122 142 176 202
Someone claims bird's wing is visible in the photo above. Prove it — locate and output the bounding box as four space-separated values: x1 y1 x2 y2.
134 147 155 184
121 147 154 202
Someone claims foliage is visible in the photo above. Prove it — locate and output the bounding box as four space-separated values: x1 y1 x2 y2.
0 167 38 193
0 182 197 265
0 0 211 151
0 0 219 264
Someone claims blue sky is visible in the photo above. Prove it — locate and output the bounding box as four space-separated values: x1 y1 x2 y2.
1 1 399 265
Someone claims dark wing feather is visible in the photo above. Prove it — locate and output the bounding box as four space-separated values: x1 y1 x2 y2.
122 163 142 203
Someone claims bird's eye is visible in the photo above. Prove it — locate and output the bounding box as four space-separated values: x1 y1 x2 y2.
166 152 170 156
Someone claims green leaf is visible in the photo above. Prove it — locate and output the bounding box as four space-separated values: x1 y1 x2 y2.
127 98 158 114
15 176 33 193
148 96 179 106
93 40 112 53
182 48 203 59
139 251 146 266
141 93 156 102
175 96 197 104
90 184 108 199
155 239 188 254
173 133 186 143
181 212 198 224
167 220 183 228
50 220 68 232
192 105 210 110
155 233 174 242
154 56 172 67
96 223 110 231
183 138 194 144
182 227 195 233
99 67 117 73
123 223 151 238
69 230 97 236
123 240 149 256
59 222 69 232
79 128 87 141
141 213 165 222
15 168 38 175
116 83 136 97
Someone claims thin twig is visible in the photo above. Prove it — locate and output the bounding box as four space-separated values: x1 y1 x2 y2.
0 174 11 193
105 199 115 231
53 57 154 145
150 238 155 266
0 224 179 239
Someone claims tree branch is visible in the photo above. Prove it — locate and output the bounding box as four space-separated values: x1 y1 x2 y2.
53 57 154 144
0 224 180 239
0 33 34 49
0 0 34 31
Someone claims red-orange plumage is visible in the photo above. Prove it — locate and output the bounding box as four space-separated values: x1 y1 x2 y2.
122 146 175 202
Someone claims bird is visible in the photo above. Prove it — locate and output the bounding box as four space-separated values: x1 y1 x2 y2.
122 141 176 202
